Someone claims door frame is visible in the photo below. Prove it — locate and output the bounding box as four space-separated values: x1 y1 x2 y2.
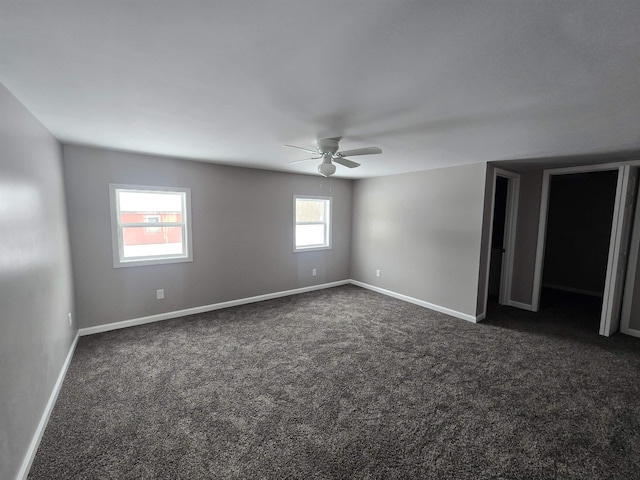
531 162 632 336
600 165 637 336
481 167 520 317
620 178 640 338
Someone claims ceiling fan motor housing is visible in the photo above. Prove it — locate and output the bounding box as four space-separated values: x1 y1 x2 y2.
317 137 340 154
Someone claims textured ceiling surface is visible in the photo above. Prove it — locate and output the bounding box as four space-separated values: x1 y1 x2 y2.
2 1 640 177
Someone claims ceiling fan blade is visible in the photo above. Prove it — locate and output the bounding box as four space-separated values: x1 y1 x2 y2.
284 144 319 155
333 157 360 168
337 146 382 157
285 157 321 165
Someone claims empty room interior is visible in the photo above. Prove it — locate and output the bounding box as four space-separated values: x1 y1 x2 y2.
2 2 640 479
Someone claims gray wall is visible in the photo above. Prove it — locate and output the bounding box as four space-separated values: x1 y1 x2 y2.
0 84 76 479
510 170 543 305
351 162 488 318
63 145 352 329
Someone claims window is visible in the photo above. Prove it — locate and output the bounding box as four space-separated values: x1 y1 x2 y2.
109 184 193 267
294 196 331 251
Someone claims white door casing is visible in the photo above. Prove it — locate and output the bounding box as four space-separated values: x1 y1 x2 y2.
533 163 633 337
620 171 640 337
480 167 520 320
499 171 519 306
601 166 638 336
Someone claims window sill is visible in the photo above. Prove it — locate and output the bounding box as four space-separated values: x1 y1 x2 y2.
294 246 332 253
113 256 193 268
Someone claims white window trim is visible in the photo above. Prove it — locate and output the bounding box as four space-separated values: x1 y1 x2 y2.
294 195 332 252
109 184 193 268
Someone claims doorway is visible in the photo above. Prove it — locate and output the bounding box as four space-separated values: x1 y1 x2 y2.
533 164 639 336
539 171 618 329
488 176 508 301
482 168 520 318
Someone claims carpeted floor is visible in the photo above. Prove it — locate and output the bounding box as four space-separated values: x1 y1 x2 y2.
29 285 640 479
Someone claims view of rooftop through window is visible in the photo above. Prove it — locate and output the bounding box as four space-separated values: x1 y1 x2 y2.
117 191 185 258
110 186 191 266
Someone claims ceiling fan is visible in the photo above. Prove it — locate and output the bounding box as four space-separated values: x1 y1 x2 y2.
284 137 382 177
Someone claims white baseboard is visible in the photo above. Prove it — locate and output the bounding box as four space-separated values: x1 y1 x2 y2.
621 325 640 338
508 300 537 312
17 331 79 480
542 283 603 298
79 280 480 336
349 280 478 323
79 280 351 336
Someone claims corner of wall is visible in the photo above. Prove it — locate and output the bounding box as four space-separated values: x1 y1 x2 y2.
475 163 494 318
1 83 77 480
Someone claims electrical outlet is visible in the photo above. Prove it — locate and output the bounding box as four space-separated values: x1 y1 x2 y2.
68 312 72 327
312 268 317 276
376 269 381 277
157 289 164 299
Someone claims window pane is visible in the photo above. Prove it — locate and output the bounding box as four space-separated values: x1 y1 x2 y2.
118 191 183 213
296 224 326 247
111 185 192 267
122 226 184 258
119 211 184 224
296 199 325 222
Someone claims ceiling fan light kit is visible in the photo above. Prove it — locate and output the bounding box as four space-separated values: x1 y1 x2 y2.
285 137 382 177
318 156 337 177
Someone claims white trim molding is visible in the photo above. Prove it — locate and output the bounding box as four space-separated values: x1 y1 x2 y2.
479 167 520 321
532 169 551 312
293 195 332 253
79 280 350 336
532 164 622 311
350 280 479 323
79 280 482 337
620 326 640 339
507 300 537 312
17 332 79 480
600 165 628 336
109 184 194 268
621 175 640 337
532 162 632 337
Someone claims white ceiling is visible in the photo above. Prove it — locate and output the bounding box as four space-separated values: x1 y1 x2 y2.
2 1 640 178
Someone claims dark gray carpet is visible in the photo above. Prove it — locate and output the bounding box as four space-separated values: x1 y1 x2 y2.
29 285 640 479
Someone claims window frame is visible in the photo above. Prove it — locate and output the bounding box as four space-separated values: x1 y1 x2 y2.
109 184 193 268
293 195 332 252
